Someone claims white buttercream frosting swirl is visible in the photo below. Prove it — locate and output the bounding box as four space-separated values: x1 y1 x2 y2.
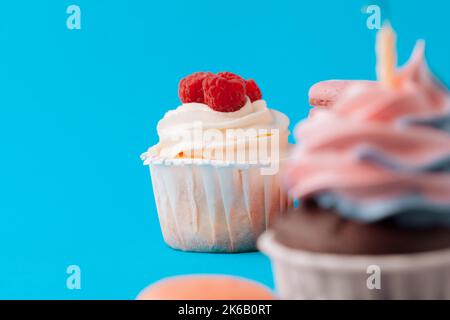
147 98 290 160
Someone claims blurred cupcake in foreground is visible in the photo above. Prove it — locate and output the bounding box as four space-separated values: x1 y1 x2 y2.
142 72 291 252
259 24 450 299
137 275 275 300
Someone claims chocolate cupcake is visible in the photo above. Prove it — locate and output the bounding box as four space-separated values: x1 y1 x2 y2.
259 25 450 299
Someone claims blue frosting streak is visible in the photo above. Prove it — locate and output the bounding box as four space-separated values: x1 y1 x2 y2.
315 192 450 228
355 145 450 173
398 112 450 133
315 112 450 227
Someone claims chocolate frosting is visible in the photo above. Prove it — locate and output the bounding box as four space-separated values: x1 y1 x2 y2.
273 206 450 255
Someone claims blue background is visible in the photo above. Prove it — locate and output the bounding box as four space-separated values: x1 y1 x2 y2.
0 0 449 299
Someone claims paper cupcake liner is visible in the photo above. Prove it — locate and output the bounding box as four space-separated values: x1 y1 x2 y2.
258 231 450 299
143 155 293 252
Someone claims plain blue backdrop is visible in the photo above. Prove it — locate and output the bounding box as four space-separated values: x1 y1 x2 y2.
0 0 449 299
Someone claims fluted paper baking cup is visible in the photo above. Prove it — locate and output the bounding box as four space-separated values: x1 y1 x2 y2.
258 231 450 299
142 155 293 252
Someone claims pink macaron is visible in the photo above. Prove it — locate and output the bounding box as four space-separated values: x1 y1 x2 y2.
309 80 377 108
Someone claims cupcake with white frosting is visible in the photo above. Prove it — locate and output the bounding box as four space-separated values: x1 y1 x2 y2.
142 71 291 252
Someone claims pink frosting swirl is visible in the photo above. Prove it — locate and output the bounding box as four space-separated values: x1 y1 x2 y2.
285 42 450 224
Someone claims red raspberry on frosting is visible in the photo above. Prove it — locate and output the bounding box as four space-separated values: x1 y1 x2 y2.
245 79 263 102
178 71 263 112
218 72 263 102
203 74 247 112
178 72 213 103
217 72 246 84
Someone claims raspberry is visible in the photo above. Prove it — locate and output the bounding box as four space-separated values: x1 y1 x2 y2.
203 74 247 112
218 72 263 102
245 79 263 102
217 72 246 85
178 72 213 103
